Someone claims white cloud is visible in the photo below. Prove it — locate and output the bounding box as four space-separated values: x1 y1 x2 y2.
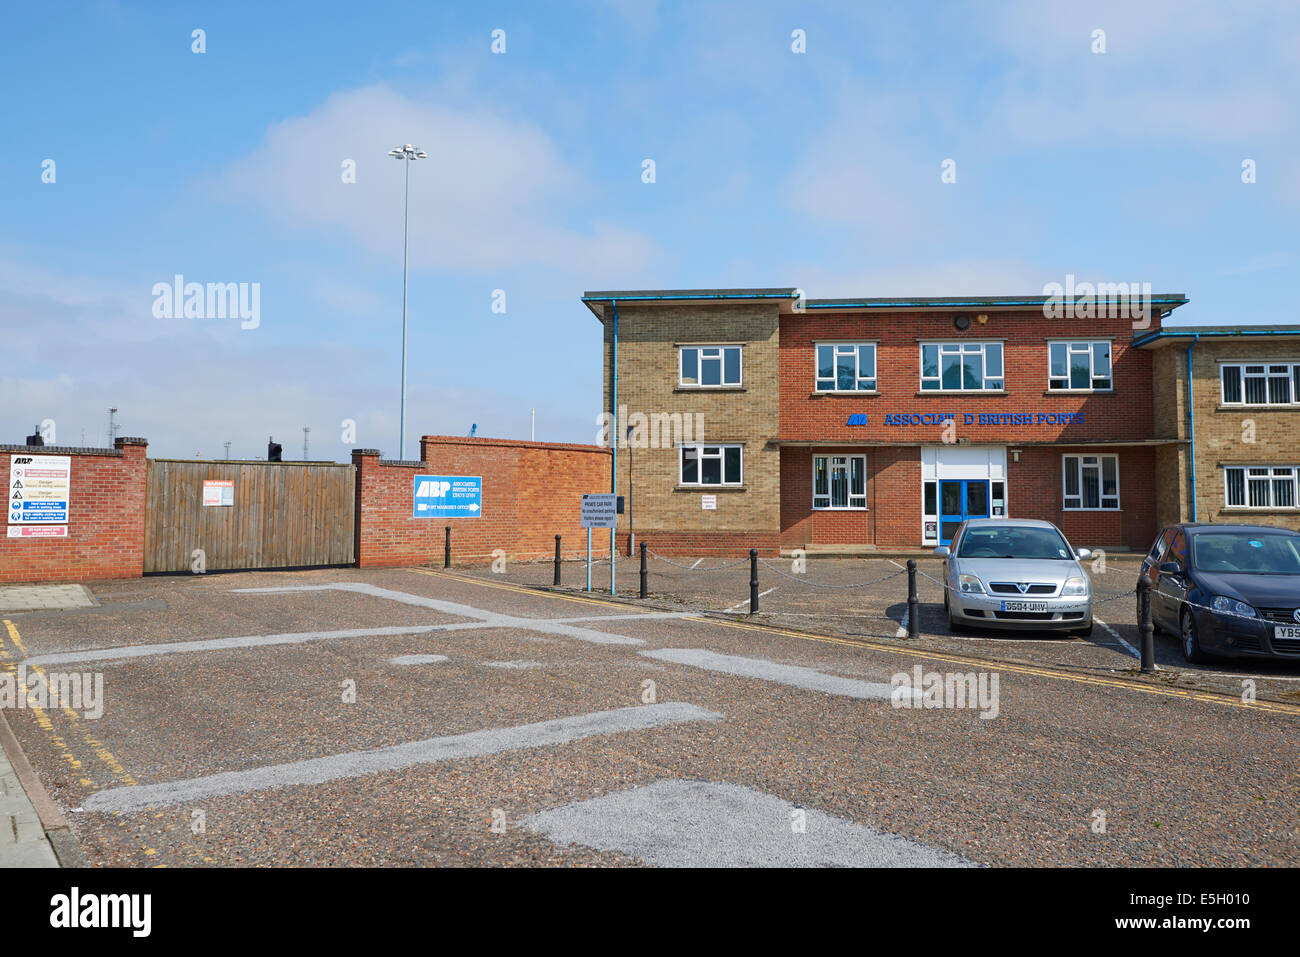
219 84 658 275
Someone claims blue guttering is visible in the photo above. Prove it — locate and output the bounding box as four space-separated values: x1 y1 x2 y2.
1187 335 1199 522
1133 328 1292 347
611 298 619 499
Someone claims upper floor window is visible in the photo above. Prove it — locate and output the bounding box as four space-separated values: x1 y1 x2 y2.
920 342 1003 391
679 345 741 388
815 343 876 392
680 444 743 486
1063 453 1119 510
1220 362 1300 406
1224 465 1298 508
1049 341 1112 391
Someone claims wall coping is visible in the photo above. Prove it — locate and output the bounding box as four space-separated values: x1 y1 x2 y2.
420 435 611 455
0 444 123 457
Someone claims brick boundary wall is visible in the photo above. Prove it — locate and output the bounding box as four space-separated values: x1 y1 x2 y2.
0 438 148 584
353 435 614 568
618 530 781 557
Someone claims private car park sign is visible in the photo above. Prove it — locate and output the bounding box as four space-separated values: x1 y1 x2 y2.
413 475 482 518
9 454 70 528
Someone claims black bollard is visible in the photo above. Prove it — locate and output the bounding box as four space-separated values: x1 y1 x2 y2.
444 526 451 569
907 559 919 638
554 535 562 586
1138 576 1155 673
749 548 759 615
639 541 648 599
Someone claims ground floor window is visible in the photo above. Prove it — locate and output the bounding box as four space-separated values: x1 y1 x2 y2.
1224 465 1298 509
680 445 742 486
1063 454 1119 510
813 454 866 509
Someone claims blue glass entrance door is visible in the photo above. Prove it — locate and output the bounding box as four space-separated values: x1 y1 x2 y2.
938 480 991 545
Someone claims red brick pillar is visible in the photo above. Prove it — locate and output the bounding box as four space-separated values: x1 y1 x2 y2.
350 448 380 567
114 437 149 578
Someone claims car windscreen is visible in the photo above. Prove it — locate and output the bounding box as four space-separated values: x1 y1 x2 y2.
1190 532 1300 575
956 526 1072 560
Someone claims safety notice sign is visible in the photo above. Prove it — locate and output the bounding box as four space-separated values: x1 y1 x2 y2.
8 454 70 524
203 480 234 507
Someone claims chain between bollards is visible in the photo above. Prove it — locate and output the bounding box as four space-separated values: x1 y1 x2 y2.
553 534 562 586
443 526 451 569
639 541 648 599
906 559 919 638
1137 575 1156 673
749 548 759 614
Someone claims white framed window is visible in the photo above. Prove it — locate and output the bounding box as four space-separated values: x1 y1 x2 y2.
815 343 877 391
679 345 741 388
1048 340 1112 391
1224 466 1299 509
812 454 867 509
680 444 743 486
920 342 1004 391
1220 362 1300 406
1063 454 1119 510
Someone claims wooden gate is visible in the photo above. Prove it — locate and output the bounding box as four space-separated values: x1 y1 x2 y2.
144 460 355 573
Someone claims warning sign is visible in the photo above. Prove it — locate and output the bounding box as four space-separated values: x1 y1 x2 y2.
8 454 70 524
7 525 68 538
203 479 234 507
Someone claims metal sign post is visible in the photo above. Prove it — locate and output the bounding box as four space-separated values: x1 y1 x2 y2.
581 493 618 594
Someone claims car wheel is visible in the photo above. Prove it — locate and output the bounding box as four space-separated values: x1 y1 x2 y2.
1180 607 1207 664
1076 623 1094 639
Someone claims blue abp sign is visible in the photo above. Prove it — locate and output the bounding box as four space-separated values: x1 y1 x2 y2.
413 475 482 518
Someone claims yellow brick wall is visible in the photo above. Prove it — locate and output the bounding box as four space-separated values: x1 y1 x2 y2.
598 301 782 536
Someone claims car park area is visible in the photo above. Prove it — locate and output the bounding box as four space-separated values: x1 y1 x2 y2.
5 562 1293 868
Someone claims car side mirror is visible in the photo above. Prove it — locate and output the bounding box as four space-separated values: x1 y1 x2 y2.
1158 561 1182 575
933 546 951 558
1075 547 1092 560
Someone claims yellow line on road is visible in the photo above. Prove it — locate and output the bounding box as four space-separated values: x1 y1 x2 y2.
3 619 138 787
413 571 1300 717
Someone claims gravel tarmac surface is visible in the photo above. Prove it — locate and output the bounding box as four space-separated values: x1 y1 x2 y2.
2 564 1296 868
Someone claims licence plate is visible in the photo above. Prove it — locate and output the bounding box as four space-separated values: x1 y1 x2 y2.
1274 625 1300 640
1001 601 1049 613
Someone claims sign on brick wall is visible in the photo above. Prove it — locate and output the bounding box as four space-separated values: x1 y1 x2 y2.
8 454 70 525
413 475 482 518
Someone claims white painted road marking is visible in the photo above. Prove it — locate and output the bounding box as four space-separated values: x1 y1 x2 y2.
24 624 450 667
724 588 775 614
888 560 909 636
641 648 915 701
388 654 448 666
524 779 974 867
1095 617 1143 663
80 703 722 814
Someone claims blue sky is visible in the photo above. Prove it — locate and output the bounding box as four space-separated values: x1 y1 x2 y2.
2 0 1297 458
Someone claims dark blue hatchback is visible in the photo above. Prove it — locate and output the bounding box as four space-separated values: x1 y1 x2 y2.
1139 524 1300 663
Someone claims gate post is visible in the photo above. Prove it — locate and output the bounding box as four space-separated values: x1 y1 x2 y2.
639 541 648 599
1138 575 1156 673
906 559 919 639
749 548 759 615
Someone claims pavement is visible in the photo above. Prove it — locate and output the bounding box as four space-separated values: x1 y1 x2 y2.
0 563 1296 867
0 725 59 867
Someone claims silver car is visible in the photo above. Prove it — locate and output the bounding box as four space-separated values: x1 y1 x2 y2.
935 518 1094 637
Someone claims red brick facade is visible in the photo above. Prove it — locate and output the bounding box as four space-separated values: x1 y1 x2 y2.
353 435 612 568
776 309 1167 550
0 438 148 584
